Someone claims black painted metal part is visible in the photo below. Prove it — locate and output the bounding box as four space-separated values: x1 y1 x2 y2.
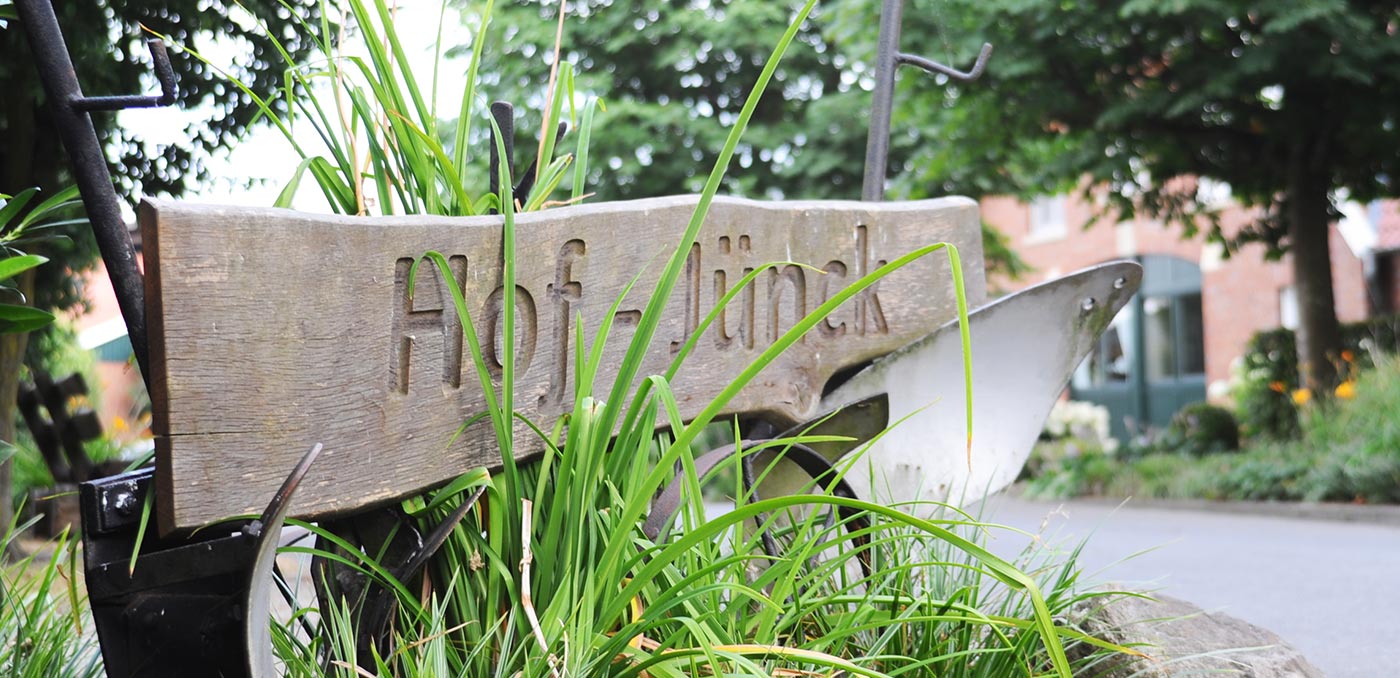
14 0 176 387
15 4 322 675
16 371 102 483
80 444 320 678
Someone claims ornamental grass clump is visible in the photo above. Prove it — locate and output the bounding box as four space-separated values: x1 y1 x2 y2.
0 509 104 678
179 0 1134 675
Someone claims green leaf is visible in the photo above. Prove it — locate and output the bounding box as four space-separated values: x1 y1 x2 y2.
17 185 81 230
0 254 47 282
570 98 601 202
0 187 37 229
0 304 55 334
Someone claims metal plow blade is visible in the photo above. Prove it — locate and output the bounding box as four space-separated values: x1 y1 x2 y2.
814 260 1141 513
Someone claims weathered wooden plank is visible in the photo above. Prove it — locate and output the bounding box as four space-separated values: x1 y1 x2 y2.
142 195 985 532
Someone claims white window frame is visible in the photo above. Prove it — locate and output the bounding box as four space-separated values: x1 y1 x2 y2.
1028 195 1067 242
1279 285 1299 330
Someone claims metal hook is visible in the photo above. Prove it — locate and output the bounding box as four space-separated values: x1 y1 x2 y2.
17 0 167 387
896 42 993 82
861 0 993 201
246 443 323 678
72 38 179 112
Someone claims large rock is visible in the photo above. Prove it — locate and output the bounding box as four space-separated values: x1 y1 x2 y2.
1072 590 1324 677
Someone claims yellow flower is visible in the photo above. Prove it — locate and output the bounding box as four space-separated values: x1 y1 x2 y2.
1291 388 1312 406
112 416 127 432
1335 381 1357 400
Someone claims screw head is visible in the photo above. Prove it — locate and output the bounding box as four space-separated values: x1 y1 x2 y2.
113 490 137 515
1080 297 1097 313
1113 277 1127 290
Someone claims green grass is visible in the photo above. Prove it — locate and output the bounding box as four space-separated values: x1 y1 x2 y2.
0 510 103 678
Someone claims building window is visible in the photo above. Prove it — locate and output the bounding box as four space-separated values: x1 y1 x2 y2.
1028 195 1066 240
1072 256 1208 388
1143 292 1205 380
1279 285 1299 330
93 334 133 363
1073 305 1135 389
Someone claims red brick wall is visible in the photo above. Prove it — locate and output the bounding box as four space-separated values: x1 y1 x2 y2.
984 194 1372 394
66 262 146 443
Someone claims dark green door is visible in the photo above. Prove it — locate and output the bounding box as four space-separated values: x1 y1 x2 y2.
1071 255 1207 440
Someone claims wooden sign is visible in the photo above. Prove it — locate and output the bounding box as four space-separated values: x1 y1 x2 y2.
142 195 985 532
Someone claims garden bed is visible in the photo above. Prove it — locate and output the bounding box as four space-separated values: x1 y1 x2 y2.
1023 356 1400 505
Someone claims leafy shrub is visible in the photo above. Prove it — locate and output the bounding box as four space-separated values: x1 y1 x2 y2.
1163 402 1239 457
1290 357 1400 503
1232 328 1301 440
1023 445 1121 498
1213 446 1311 501
1233 314 1400 439
1042 399 1112 444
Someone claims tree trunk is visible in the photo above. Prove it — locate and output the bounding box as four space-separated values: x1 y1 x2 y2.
0 271 35 553
1287 174 1343 395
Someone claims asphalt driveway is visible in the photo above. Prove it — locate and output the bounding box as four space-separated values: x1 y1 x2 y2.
978 494 1400 678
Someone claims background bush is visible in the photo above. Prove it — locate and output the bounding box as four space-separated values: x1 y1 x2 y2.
1234 313 1400 440
1162 402 1240 457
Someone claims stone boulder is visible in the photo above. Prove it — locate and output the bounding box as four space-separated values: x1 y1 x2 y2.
1071 590 1324 677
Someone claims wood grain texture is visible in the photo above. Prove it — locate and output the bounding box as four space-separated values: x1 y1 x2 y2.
141 195 984 532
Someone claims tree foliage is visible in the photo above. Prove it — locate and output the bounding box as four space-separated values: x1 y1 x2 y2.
892 0 1400 389
471 0 870 201
898 0 1400 238
0 1 326 526
463 0 1027 276
0 0 330 315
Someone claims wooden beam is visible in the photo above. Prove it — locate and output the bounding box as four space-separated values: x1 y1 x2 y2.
142 195 984 532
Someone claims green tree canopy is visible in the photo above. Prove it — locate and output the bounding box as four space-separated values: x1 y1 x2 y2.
470 0 868 201
1 0 330 315
461 0 1027 278
894 0 1400 390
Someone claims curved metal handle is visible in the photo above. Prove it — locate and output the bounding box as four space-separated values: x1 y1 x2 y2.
896 42 994 82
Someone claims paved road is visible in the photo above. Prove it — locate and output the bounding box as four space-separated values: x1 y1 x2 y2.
977 495 1400 678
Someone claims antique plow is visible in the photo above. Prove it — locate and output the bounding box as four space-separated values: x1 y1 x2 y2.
15 0 1140 675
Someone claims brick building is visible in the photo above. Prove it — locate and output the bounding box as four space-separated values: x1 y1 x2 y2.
1374 201 1400 313
67 255 146 445
984 192 1395 438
